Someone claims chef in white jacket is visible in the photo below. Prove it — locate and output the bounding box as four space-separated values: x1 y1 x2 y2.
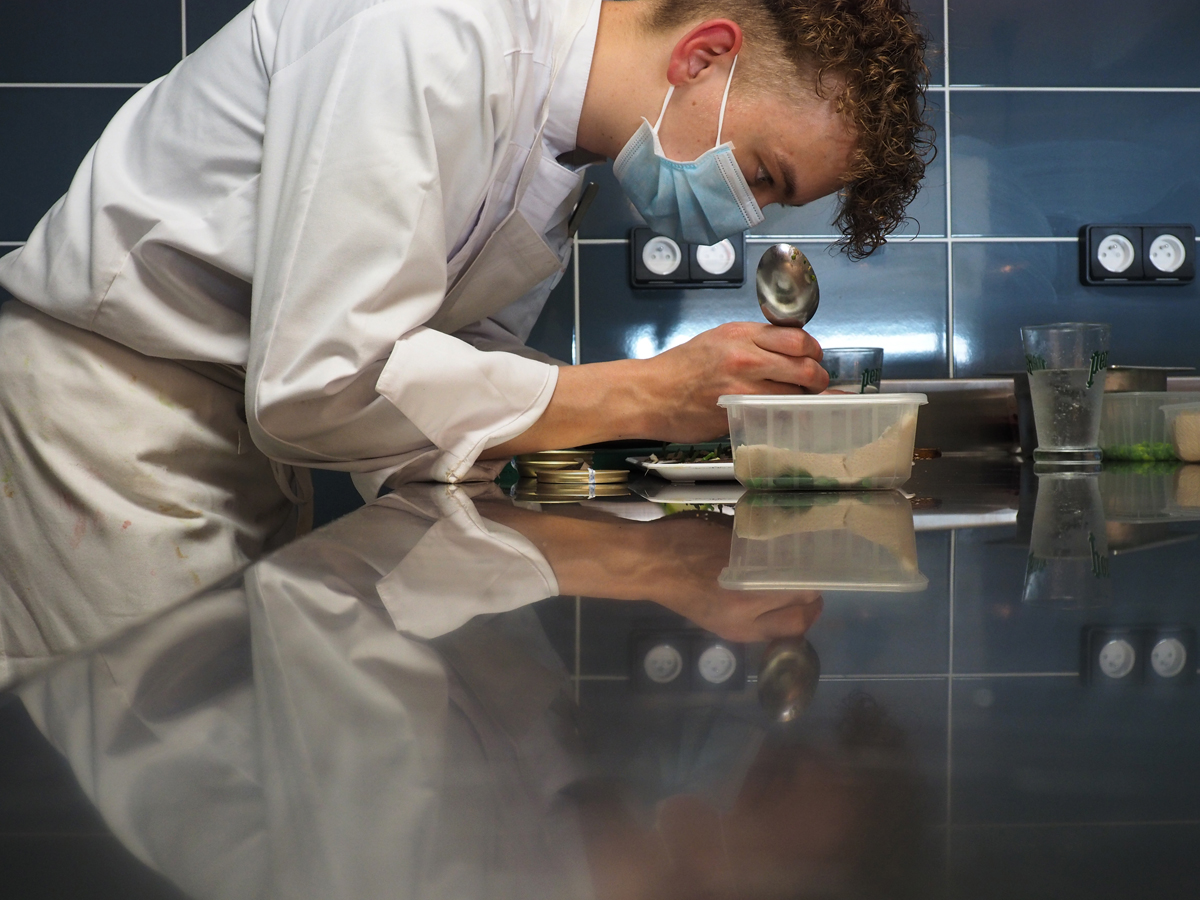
0 0 930 595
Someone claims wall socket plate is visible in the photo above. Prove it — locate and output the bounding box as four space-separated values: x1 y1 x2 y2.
630 629 746 693
1080 224 1195 285
1082 624 1196 687
630 227 746 288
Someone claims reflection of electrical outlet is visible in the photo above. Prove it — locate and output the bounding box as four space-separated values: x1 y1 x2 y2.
1081 224 1194 285
693 640 745 692
1083 626 1144 686
1146 626 1195 686
632 632 691 692
630 630 747 693
1082 625 1196 688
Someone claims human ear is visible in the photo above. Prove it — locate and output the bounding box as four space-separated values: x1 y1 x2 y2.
666 19 743 85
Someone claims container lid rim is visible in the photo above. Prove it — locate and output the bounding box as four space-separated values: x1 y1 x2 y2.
717 393 928 407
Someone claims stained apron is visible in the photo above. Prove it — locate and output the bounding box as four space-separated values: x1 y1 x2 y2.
0 301 300 684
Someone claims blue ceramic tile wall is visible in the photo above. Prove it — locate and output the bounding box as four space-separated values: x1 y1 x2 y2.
540 0 1200 379
5 0 1197 375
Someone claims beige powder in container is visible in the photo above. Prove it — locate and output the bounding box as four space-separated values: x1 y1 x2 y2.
1172 411 1200 462
733 413 917 486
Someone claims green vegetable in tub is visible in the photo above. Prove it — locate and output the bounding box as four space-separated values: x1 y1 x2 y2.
1101 441 1177 462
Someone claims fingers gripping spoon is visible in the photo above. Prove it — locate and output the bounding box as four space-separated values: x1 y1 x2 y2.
756 243 819 328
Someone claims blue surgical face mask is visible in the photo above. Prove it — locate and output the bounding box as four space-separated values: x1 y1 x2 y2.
613 55 765 246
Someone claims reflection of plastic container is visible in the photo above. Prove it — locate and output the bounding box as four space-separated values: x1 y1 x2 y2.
1163 402 1200 462
1099 462 1186 522
719 490 927 592
718 393 927 490
1099 392 1200 460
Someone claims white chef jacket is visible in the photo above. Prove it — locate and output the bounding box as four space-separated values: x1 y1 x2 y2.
0 0 600 491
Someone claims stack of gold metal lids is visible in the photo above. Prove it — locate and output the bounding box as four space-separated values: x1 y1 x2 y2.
514 449 595 478
512 450 629 500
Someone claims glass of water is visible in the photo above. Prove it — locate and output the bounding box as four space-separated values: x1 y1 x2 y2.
821 347 884 393
1020 322 1110 466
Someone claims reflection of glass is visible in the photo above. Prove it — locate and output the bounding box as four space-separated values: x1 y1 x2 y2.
821 347 884 393
720 491 926 592
1023 472 1111 607
1020 322 1109 466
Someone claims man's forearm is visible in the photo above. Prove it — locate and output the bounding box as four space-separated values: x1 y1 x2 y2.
482 358 663 458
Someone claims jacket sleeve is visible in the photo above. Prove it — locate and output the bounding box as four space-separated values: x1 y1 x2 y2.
247 0 558 483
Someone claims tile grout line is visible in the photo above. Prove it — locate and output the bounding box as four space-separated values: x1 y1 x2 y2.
572 234 581 365
581 236 1089 246
573 672 1081 682
949 819 1200 829
946 529 956 848
5 84 1197 93
938 85 1200 92
0 83 147 89
943 11 955 380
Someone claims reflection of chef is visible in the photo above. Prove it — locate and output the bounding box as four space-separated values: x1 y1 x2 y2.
16 486 921 899
18 486 591 899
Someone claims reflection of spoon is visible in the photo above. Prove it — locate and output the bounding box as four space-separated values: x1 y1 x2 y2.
757 637 821 723
756 243 820 327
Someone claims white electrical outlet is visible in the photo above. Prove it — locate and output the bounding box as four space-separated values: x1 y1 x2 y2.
1148 234 1187 274
695 240 737 276
641 235 683 276
1096 233 1136 273
1082 224 1194 284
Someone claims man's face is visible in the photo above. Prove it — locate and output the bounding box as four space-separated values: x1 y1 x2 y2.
656 75 857 212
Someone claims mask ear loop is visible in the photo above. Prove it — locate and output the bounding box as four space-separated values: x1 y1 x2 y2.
715 54 739 146
651 85 675 135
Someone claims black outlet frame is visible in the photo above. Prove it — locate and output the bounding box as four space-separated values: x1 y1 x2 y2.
629 228 746 289
1080 223 1195 285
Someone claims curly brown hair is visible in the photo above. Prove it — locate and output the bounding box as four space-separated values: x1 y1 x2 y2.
647 0 934 259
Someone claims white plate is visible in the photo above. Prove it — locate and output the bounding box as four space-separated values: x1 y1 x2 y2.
627 456 737 482
631 479 746 505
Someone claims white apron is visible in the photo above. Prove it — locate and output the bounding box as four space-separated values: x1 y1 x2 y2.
0 302 301 684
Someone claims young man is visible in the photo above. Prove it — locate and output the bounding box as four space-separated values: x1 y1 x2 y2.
0 0 930 602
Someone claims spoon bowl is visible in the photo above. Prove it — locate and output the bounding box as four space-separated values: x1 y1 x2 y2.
756 243 819 328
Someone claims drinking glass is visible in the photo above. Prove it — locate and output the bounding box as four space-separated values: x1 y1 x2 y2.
1020 323 1110 466
821 347 884 394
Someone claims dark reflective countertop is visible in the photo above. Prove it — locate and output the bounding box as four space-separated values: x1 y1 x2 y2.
4 458 1200 899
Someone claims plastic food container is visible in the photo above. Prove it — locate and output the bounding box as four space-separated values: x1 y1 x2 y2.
717 393 927 490
1099 392 1200 461
1163 402 1200 462
719 491 927 592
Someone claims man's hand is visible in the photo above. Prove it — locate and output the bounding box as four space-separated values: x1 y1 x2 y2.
485 322 827 456
639 322 828 443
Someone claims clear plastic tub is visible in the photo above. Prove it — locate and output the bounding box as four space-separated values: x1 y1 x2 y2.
1099 391 1200 461
717 393 928 491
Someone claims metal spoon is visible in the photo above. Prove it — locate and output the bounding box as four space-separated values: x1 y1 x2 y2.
755 243 819 327
757 637 821 724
